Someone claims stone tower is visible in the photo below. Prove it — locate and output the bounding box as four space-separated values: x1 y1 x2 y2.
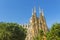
30 7 39 37
39 9 48 40
39 9 48 33
25 7 48 40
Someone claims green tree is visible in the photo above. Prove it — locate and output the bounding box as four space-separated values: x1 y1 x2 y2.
0 22 26 40
47 23 60 40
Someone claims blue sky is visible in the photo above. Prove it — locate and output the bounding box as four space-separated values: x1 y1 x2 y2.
0 0 60 28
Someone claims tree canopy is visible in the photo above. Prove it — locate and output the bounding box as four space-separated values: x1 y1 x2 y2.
47 23 60 40
0 22 26 40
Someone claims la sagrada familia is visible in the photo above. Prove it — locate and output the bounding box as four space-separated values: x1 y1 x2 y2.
22 7 48 40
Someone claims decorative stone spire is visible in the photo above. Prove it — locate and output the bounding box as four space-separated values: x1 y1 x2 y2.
31 7 36 24
39 7 44 16
41 9 44 16
32 7 36 15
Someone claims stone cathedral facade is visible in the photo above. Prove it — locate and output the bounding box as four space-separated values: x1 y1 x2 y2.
22 7 48 40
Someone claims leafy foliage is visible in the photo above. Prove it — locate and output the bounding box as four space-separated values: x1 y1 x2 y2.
0 22 26 40
47 23 60 40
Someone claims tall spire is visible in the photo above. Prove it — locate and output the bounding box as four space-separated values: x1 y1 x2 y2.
41 9 44 16
39 7 44 16
40 9 44 16
32 7 36 15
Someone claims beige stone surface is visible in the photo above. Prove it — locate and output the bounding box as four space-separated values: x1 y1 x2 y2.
24 7 48 40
